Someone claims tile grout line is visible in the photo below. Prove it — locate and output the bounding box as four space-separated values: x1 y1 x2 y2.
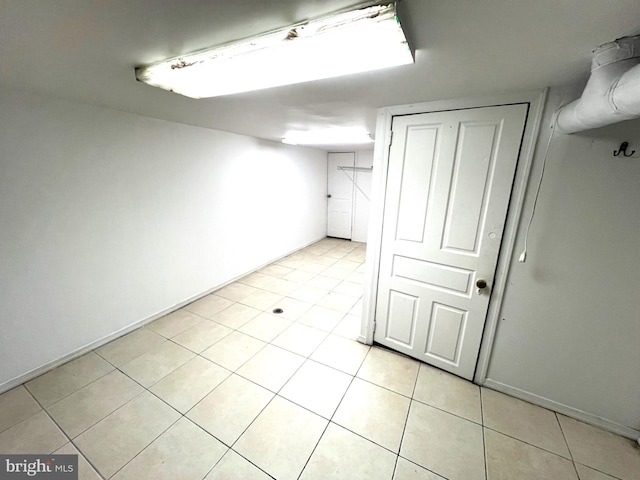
105 413 182 479
220 335 310 448
198 451 228 480
294 341 371 479
294 420 332 480
391 357 423 479
197 285 358 344
225 448 277 480
572 463 624 480
555 412 583 480
480 387 489 480
100 342 276 480
241 333 481 477
45 367 150 439
481 424 577 462
410 394 485 427
179 292 354 425
25 358 116 416
481 401 589 476
78 362 186 478
318 344 418 451
197 261 359 480
147 282 359 424
21 385 107 480
208 343 311 477
69 337 228 479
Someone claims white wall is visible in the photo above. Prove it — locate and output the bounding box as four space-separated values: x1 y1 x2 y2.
351 150 374 243
485 86 640 434
0 89 327 390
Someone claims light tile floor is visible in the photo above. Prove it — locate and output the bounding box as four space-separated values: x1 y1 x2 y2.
1 238 639 479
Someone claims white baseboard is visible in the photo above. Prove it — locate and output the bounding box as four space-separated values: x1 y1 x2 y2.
0 235 327 395
483 378 640 441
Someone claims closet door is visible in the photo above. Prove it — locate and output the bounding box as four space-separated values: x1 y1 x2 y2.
374 104 527 379
327 153 355 239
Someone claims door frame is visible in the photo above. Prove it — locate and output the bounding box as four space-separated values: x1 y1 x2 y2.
359 89 548 384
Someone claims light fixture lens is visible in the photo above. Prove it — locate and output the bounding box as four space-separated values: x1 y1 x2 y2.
136 3 413 98
282 128 373 146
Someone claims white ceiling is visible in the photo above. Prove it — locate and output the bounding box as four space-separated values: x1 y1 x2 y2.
2 0 639 150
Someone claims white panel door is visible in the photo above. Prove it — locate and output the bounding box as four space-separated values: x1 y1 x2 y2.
374 104 528 380
327 152 355 239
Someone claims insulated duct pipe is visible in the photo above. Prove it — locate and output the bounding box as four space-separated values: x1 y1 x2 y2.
556 35 640 134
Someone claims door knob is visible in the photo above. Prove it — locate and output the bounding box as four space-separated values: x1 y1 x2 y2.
476 279 487 295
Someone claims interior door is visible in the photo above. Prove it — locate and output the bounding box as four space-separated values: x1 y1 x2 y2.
327 152 355 239
374 104 528 380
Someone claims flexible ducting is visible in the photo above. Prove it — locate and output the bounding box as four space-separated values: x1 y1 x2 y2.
556 35 640 134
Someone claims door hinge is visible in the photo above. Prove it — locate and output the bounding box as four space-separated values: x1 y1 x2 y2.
372 321 377 335
387 131 393 147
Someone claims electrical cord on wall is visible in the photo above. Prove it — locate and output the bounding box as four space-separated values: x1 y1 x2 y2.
518 115 557 262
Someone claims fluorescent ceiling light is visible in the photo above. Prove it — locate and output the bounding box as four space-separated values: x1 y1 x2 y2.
135 2 413 98
282 128 373 146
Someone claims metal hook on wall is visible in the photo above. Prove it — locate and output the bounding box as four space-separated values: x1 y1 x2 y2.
613 142 636 157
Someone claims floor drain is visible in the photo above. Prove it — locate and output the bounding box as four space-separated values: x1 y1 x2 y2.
272 308 284 314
